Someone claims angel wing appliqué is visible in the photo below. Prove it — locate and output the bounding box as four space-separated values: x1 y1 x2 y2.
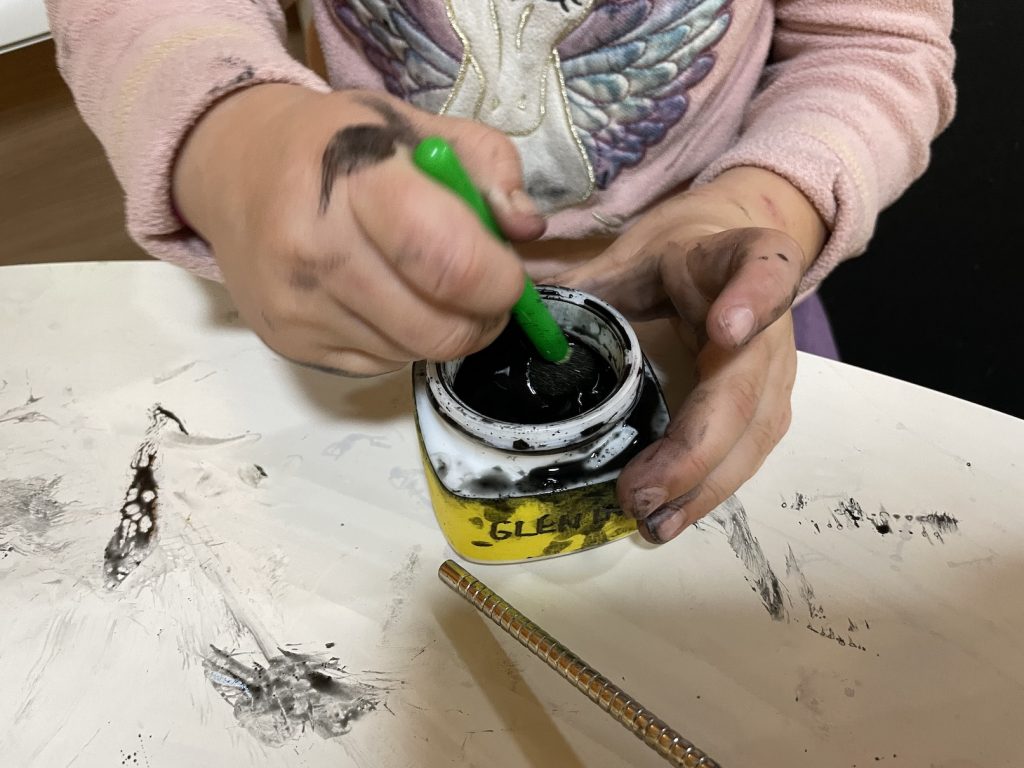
330 0 733 209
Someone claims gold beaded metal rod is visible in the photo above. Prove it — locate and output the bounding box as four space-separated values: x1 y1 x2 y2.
438 560 722 768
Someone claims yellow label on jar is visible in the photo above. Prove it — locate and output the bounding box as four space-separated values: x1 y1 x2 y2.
420 445 637 563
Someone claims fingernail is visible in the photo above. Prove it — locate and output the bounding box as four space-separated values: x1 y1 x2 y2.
630 486 668 519
478 185 508 215
509 188 539 217
721 306 756 346
642 505 690 544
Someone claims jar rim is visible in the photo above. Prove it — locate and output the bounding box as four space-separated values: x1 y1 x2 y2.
424 286 643 452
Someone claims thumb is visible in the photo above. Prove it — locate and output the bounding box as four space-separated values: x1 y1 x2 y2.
677 228 805 349
438 118 546 242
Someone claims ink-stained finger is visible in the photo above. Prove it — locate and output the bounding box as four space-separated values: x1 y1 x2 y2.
258 289 422 364
310 347 407 378
317 93 420 216
275 344 406 378
679 229 804 348
301 209 515 361
637 326 796 544
441 119 545 240
682 228 802 297
319 124 408 215
637 402 792 544
347 162 526 317
549 240 668 321
443 120 526 200
616 325 776 522
325 284 510 363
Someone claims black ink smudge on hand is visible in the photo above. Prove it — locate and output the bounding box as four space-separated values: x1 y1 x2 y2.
318 96 418 215
103 405 188 588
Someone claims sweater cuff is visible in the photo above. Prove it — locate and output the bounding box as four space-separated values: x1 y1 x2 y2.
693 112 880 296
110 27 330 281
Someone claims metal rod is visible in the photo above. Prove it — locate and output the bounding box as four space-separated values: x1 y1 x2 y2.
438 559 722 768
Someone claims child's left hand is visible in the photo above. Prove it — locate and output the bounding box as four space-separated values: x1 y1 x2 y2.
550 167 826 544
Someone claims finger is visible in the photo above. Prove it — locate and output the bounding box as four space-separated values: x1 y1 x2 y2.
259 288 420 363
347 157 527 318
262 206 512 363
315 346 407 377
292 347 407 378
616 321 776 523
439 118 547 241
674 228 804 348
267 328 408 378
635 321 796 544
251 315 404 377
302 215 512 361
546 235 667 320
317 291 509 364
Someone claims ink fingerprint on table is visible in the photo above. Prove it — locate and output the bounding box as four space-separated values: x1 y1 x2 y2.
0 391 54 425
0 475 68 557
103 405 187 588
713 497 870 649
710 497 788 621
775 492 963 650
784 493 960 543
204 646 384 746
786 544 868 651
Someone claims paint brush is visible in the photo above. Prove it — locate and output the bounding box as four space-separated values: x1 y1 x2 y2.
411 137 571 364
438 559 723 768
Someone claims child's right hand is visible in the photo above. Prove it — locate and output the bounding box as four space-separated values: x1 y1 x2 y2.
173 85 545 376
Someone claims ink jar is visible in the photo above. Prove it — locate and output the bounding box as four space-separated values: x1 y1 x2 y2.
412 286 670 563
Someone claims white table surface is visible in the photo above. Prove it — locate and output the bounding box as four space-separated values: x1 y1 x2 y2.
0 0 49 54
1 261 1021 767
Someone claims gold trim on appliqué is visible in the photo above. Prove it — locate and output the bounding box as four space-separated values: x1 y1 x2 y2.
440 0 596 203
440 0 486 118
515 4 534 51
552 49 595 202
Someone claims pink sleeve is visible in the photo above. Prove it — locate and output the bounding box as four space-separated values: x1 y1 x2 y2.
45 0 330 280
694 0 956 294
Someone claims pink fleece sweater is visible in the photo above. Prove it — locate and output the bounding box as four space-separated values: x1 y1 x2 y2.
45 0 955 290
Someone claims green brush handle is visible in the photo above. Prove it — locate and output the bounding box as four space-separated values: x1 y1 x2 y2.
412 136 569 364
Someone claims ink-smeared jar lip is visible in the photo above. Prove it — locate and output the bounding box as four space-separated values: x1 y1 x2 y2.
425 285 643 452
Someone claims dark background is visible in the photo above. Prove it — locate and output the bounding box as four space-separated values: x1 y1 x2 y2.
820 1 1024 419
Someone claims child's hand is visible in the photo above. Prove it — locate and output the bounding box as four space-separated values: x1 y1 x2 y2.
173 85 545 376
550 168 827 544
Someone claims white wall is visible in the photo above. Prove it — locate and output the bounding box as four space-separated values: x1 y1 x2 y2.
0 0 49 54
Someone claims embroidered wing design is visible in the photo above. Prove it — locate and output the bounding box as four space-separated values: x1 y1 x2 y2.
559 0 733 188
330 0 461 112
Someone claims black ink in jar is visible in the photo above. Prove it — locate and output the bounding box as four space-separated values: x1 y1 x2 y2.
453 322 618 424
